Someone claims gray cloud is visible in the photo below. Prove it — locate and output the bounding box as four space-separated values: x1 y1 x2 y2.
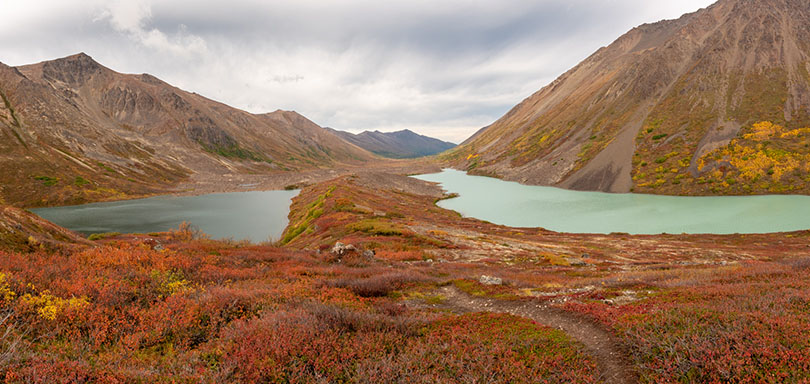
0 0 716 143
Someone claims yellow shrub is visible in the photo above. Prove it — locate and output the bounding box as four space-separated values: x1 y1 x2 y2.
21 291 89 320
151 270 193 298
780 127 810 138
0 273 15 302
743 121 783 141
700 121 810 184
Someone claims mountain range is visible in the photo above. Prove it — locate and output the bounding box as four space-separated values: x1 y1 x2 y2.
444 0 810 195
328 129 456 159
0 53 374 207
4 0 810 202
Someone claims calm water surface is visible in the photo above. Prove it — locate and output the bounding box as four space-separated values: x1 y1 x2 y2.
414 169 810 234
31 190 299 242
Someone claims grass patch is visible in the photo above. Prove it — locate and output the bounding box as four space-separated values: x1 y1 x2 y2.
348 219 405 236
34 176 59 186
74 177 90 187
96 162 116 173
88 232 121 241
201 142 268 162
452 279 519 300
281 186 335 245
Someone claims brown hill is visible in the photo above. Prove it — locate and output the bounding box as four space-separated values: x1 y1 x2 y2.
0 53 373 207
0 205 91 251
443 0 810 195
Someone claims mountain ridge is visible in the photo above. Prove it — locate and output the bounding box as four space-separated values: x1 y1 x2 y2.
328 128 456 159
0 53 375 207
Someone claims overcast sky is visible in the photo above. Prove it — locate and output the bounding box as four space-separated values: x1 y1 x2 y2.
1 0 715 143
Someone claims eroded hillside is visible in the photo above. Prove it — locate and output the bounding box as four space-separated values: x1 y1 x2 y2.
444 0 810 195
0 54 374 207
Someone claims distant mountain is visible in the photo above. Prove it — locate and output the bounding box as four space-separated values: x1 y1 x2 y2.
328 129 456 159
0 53 374 207
444 0 810 195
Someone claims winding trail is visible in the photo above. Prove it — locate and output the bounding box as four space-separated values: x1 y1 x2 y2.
438 286 637 384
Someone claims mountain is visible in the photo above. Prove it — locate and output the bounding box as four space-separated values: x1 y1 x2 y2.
328 129 456 159
0 53 374 207
443 0 810 195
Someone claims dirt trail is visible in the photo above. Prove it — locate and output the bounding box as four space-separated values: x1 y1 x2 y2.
438 286 637 384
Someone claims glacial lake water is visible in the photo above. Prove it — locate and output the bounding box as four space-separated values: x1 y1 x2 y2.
31 190 299 242
414 169 810 235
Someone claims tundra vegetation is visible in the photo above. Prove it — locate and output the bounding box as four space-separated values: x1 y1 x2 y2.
1 173 809 382
634 121 810 195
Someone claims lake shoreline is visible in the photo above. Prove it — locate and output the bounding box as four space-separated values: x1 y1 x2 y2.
20 160 443 210
415 169 810 235
31 190 300 243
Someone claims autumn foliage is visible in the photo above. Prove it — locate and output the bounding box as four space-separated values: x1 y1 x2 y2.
0 231 597 382
2 172 810 382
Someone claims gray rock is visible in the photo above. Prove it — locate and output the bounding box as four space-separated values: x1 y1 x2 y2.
479 275 503 285
362 249 375 259
331 242 356 256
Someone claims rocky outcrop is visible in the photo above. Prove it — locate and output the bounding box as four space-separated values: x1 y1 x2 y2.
479 275 503 285
331 242 357 257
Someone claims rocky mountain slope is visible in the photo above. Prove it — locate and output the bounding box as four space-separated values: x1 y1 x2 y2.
0 53 374 207
444 0 810 195
328 129 456 159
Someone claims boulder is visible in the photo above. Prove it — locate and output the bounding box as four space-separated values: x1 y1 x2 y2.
479 275 503 285
331 242 356 256
568 258 588 266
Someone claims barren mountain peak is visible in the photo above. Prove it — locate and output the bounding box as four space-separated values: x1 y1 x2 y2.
45 52 104 68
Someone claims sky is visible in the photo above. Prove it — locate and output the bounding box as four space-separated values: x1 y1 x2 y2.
0 0 715 143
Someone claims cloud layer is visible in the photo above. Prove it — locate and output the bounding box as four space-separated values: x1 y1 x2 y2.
0 0 715 142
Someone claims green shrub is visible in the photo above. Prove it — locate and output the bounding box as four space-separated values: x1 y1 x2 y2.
34 176 58 186
88 232 121 241
74 177 90 187
348 219 405 236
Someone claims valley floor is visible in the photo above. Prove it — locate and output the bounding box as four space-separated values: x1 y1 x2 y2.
172 158 441 197
0 169 809 382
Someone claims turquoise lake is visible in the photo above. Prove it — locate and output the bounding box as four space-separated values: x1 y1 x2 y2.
413 169 810 235
31 190 299 242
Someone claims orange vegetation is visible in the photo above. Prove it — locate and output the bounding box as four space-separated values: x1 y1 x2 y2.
1 173 809 382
